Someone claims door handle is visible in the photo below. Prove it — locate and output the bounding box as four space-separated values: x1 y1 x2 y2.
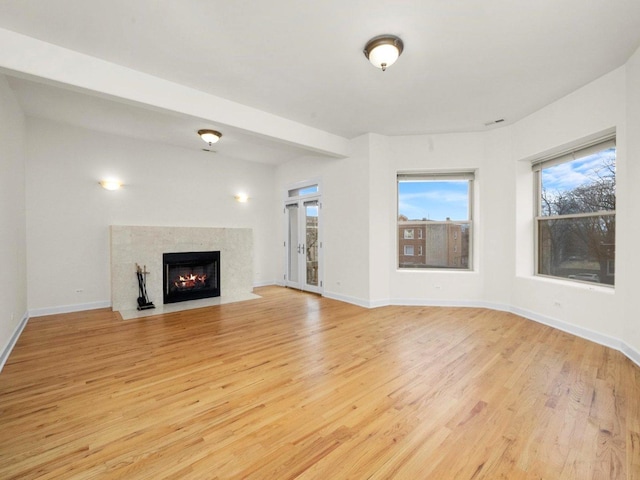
297 244 301 254
301 244 305 255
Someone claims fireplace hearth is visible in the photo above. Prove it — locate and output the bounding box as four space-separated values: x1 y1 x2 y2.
163 251 220 304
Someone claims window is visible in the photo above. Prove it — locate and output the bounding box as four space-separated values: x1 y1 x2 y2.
404 245 414 256
288 184 319 198
404 229 414 239
397 171 474 269
533 136 615 286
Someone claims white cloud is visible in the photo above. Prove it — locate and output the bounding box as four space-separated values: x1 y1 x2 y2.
542 152 614 192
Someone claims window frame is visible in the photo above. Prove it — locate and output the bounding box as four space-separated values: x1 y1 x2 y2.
532 135 616 287
397 171 475 271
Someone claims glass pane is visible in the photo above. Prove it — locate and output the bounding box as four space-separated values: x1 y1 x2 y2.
398 222 470 269
288 184 319 197
305 200 318 287
398 178 471 270
398 180 469 221
286 204 299 283
540 147 615 216
538 215 615 286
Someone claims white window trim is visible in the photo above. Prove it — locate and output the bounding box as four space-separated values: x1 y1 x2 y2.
532 134 616 287
397 170 475 271
285 178 322 201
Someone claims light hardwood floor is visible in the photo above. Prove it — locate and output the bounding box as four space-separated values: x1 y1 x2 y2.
1 286 638 479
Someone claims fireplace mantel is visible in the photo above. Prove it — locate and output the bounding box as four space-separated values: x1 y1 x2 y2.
110 226 253 317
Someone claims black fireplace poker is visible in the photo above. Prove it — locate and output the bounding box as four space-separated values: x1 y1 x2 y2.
136 263 155 310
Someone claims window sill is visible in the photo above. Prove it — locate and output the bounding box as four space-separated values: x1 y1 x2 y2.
528 273 615 293
397 267 476 273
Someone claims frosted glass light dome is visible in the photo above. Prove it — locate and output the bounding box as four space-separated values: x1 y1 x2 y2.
198 129 222 144
364 35 404 71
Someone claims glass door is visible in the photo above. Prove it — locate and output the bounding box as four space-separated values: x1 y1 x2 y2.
285 197 322 293
285 203 301 289
303 200 319 291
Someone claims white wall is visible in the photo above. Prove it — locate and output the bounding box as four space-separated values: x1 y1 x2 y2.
275 135 372 305
0 74 27 361
276 61 638 362
25 118 278 312
10 46 639 366
368 134 392 305
509 68 626 342
480 127 515 307
386 132 485 304
623 46 640 356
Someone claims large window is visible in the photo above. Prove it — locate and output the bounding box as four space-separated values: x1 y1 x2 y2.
533 136 616 286
397 172 474 269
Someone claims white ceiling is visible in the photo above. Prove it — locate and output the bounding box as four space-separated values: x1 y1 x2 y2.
1 0 640 162
6 77 314 165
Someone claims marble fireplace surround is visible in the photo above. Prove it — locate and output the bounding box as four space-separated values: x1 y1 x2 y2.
110 226 256 319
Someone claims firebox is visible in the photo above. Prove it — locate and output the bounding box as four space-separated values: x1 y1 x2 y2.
163 251 220 304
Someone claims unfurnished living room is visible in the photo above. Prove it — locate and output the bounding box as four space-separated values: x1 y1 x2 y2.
1 2 640 479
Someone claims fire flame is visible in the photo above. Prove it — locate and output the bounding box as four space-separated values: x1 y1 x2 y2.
174 273 208 289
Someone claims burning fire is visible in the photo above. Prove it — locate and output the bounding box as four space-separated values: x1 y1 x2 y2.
174 273 208 289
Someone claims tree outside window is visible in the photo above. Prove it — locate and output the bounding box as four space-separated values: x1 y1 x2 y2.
535 139 615 286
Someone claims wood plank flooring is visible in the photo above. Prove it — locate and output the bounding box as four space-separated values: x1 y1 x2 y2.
0 286 638 479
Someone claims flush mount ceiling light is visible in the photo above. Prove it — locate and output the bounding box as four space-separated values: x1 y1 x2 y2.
100 179 123 191
235 193 249 203
198 129 222 146
363 34 404 71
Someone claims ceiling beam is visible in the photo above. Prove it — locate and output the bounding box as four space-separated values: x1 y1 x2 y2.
0 27 349 158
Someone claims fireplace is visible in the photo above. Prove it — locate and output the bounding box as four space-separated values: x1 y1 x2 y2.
163 251 220 304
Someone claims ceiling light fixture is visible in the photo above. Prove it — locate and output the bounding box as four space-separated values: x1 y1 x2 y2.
235 193 249 203
198 129 222 145
363 34 404 71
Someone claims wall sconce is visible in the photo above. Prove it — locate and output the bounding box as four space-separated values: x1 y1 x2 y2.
235 193 249 203
100 179 123 190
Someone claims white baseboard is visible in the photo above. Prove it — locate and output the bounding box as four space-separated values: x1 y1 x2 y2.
389 298 483 308
510 305 640 368
8 291 640 373
508 305 622 351
621 343 640 368
29 300 111 318
322 291 373 308
253 281 276 288
0 312 29 373
333 295 640 370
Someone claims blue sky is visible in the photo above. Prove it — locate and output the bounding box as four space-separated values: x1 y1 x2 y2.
542 148 615 192
398 149 615 221
306 205 318 217
398 180 469 221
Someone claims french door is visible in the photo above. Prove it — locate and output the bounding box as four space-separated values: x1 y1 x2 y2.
285 197 322 293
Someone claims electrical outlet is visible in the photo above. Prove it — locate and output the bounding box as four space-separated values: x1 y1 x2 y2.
75 289 84 293
553 301 561 308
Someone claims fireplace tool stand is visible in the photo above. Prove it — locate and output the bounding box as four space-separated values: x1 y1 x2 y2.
136 263 155 310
